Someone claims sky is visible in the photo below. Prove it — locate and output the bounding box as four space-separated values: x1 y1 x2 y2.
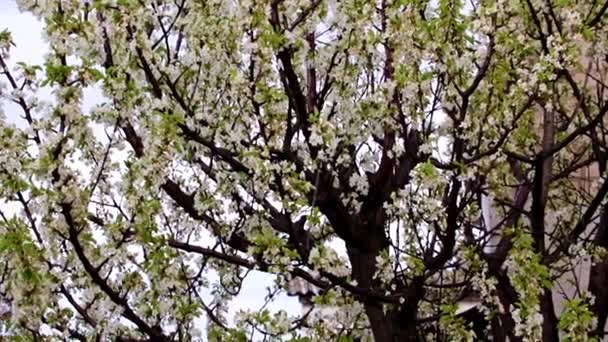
0 0 301 336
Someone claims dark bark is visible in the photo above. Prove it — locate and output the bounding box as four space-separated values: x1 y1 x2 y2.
589 207 608 340
348 242 423 342
347 231 395 342
540 289 559 342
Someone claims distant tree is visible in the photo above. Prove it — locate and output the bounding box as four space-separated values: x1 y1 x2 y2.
1 0 608 341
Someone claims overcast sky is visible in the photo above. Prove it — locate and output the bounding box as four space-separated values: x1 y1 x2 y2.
0 0 301 334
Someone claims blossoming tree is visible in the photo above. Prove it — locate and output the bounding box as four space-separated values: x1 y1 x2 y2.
1 0 608 341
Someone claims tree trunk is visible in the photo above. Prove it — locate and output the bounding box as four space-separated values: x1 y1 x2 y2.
347 244 422 341
589 207 608 340
347 245 395 341
540 289 558 342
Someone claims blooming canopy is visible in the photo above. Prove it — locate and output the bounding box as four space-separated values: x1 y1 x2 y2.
1 0 608 341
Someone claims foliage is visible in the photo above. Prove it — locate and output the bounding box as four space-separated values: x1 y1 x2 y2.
0 0 608 341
